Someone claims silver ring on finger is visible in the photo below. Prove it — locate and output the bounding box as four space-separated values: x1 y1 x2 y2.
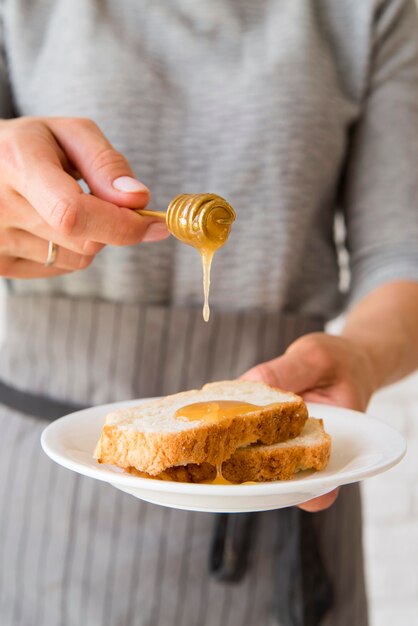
45 241 59 267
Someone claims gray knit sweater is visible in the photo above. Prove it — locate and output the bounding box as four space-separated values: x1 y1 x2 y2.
1 0 418 320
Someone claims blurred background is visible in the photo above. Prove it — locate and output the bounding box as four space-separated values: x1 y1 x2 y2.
327 316 418 626
1 281 417 626
362 371 418 626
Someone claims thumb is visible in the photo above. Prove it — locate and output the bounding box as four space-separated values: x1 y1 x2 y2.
240 350 319 394
47 118 151 210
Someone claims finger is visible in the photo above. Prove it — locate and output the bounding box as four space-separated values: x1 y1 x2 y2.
297 488 339 512
1 128 168 246
14 160 167 245
0 255 72 279
5 191 105 256
240 350 321 394
46 118 151 208
0 230 95 271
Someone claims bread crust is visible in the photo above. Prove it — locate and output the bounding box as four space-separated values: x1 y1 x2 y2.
95 399 308 475
126 418 331 483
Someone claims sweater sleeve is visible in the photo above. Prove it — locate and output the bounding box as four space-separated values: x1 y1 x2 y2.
0 0 15 118
342 0 418 307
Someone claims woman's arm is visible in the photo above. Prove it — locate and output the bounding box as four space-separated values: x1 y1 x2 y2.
241 279 418 511
341 281 418 389
242 281 418 409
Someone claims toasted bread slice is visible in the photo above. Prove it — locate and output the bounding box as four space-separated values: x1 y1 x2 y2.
127 418 331 483
94 380 308 475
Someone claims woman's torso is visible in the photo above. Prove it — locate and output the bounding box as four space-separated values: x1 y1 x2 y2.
0 5 372 624
0 0 373 319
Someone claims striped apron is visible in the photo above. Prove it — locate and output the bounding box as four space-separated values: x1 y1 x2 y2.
0 293 368 626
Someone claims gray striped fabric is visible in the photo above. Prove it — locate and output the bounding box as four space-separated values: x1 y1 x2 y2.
0 294 324 405
0 294 368 626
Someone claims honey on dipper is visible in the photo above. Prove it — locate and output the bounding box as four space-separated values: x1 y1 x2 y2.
136 193 236 321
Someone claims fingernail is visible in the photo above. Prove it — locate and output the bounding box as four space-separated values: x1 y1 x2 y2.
142 222 170 242
113 176 149 193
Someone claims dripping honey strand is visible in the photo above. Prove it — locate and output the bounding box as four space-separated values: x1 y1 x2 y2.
136 194 235 321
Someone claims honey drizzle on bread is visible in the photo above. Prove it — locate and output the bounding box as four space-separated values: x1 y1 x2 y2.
175 400 267 423
94 380 308 476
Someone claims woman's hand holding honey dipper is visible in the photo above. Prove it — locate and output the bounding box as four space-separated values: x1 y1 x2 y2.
0 117 235 320
0 117 172 279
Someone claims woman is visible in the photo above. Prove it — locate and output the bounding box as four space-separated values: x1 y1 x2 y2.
0 1 418 625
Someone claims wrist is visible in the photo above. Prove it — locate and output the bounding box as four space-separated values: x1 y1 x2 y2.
339 282 418 390
340 327 398 393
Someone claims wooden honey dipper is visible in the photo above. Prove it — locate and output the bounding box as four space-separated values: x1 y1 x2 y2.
136 193 236 321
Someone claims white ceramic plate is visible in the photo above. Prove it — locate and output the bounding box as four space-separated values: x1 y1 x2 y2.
41 400 406 513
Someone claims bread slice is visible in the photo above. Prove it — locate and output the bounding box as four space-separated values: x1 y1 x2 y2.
127 418 331 483
94 380 308 475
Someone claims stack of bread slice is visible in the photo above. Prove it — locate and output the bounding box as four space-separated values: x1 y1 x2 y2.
94 380 331 483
